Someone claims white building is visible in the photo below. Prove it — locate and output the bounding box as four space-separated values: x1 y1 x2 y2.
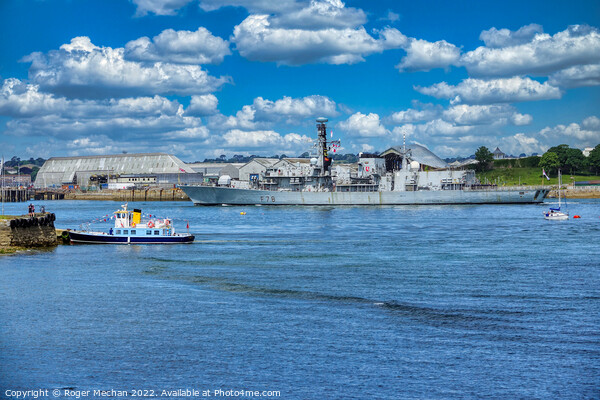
493 147 507 160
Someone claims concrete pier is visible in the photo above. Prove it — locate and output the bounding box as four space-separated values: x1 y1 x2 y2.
63 188 189 201
0 188 31 202
0 213 58 252
33 189 65 200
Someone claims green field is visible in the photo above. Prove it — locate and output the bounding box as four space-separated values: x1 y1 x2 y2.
476 167 600 186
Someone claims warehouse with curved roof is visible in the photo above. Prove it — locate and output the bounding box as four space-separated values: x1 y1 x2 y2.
34 153 196 188
380 144 449 170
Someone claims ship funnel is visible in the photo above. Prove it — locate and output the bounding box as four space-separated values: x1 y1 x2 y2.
132 209 142 225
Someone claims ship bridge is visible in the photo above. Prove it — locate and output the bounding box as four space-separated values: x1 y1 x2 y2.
380 144 448 171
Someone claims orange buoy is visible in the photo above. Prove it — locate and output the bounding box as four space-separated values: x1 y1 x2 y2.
573 215 581 219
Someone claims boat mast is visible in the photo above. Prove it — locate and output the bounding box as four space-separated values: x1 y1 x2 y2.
558 169 562 208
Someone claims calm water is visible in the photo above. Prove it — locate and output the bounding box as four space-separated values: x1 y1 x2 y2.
1 200 599 399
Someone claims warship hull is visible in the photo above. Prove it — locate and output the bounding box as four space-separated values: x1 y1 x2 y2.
182 185 549 206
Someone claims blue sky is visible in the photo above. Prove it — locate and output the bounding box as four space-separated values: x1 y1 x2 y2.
1 0 599 161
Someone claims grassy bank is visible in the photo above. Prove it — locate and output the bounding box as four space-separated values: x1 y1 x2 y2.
476 167 600 186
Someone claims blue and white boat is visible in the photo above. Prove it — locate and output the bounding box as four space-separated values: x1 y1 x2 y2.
67 204 194 244
544 170 569 220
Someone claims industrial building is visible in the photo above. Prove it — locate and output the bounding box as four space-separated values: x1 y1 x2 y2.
238 158 279 182
187 162 245 182
34 153 198 188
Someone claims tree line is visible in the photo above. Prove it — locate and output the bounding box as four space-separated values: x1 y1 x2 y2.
475 144 600 175
200 152 358 164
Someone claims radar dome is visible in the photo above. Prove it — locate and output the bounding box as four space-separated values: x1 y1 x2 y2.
410 161 420 171
310 157 318 165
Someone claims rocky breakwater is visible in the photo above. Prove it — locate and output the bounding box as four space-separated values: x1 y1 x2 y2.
0 213 58 252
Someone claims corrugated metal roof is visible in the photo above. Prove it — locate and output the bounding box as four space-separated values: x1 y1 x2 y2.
241 158 279 168
35 153 195 187
380 144 448 169
282 158 312 164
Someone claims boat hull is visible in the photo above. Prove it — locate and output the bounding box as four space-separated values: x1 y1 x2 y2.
182 186 550 206
68 231 195 244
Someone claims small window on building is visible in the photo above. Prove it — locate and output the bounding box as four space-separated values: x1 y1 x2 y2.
154 230 160 235
131 230 136 234
116 230 121 234
146 230 152 235
123 230 128 234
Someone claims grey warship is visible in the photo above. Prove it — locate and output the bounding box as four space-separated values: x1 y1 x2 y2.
182 118 549 205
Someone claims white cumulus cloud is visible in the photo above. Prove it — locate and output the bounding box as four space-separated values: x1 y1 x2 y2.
415 77 562 104
253 95 337 121
0 79 185 119
396 38 461 72
548 63 600 88
231 14 405 65
500 133 544 156
442 104 532 126
23 36 230 99
502 116 600 155
270 0 367 30
185 94 219 116
389 103 442 124
131 0 194 16
479 24 544 48
0 78 68 117
539 118 600 143
208 95 337 130
198 0 297 13
125 27 230 65
582 116 600 130
461 25 600 77
222 129 311 151
337 112 389 137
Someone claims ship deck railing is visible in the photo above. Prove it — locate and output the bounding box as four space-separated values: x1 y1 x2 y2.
463 185 549 191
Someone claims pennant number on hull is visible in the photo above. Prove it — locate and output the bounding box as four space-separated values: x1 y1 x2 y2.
260 196 276 202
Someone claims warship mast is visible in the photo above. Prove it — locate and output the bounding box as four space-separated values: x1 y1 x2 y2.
316 117 331 176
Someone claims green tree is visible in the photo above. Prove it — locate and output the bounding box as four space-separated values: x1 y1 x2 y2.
544 144 588 174
563 147 585 174
547 144 570 167
588 144 600 174
474 146 493 171
538 151 560 175
31 166 41 182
